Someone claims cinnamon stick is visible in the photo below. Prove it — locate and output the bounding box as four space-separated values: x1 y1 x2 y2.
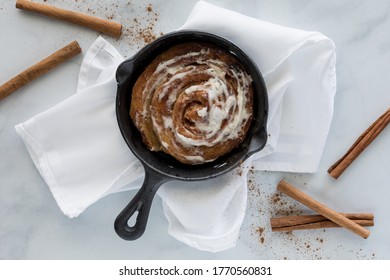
0 41 81 100
272 220 374 232
16 0 122 38
328 107 390 179
271 213 374 232
276 180 371 239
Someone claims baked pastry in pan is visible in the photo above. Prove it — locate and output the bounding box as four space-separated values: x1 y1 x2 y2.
130 42 254 165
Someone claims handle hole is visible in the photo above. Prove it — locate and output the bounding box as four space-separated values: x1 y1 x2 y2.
127 211 139 227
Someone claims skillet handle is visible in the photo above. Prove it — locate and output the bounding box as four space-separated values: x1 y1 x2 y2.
114 168 168 240
116 59 135 86
243 127 268 160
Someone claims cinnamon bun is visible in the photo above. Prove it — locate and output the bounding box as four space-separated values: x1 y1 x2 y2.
130 42 254 165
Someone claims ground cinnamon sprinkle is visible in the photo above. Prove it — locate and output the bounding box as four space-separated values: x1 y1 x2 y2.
138 4 158 44
269 191 303 217
121 2 162 47
255 227 265 244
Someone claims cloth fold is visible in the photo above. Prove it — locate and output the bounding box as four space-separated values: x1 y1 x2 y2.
15 1 336 252
180 1 336 172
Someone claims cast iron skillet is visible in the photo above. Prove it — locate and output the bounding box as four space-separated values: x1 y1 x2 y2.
114 30 268 240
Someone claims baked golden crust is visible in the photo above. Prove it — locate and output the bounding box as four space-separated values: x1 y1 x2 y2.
130 42 253 164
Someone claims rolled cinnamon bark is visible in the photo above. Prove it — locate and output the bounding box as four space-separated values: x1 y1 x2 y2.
271 213 374 232
272 220 374 232
16 0 122 38
328 107 390 179
0 41 81 100
276 180 371 239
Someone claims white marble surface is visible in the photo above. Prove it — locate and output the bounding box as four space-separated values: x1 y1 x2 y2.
1 0 390 259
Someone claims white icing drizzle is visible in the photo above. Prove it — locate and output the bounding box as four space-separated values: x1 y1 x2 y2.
196 107 208 118
182 155 205 163
142 47 252 161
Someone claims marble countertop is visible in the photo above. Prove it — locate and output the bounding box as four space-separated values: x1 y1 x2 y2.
1 0 389 260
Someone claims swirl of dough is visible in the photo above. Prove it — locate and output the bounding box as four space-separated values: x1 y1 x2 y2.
130 42 253 164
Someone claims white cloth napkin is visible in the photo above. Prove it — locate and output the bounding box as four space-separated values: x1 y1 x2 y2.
15 1 336 252
180 1 336 172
